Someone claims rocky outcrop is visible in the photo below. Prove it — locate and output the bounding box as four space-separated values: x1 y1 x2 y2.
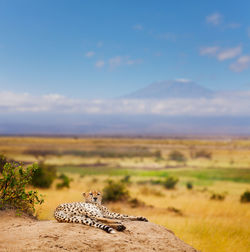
0 210 198 252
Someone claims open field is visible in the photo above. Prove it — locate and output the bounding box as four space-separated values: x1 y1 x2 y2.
1 136 250 252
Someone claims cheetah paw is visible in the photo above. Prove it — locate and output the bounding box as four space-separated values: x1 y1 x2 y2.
116 224 126 231
137 216 148 222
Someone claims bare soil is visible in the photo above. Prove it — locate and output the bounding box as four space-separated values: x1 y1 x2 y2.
0 210 198 252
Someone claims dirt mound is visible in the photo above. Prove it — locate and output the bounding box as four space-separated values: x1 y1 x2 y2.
0 210 198 252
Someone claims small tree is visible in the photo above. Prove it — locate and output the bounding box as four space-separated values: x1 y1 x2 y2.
0 162 44 215
186 181 193 190
163 176 179 189
194 150 212 159
0 154 7 173
168 150 186 163
56 174 72 189
155 150 163 161
120 175 131 184
210 193 225 201
102 180 129 202
240 190 250 203
31 162 57 188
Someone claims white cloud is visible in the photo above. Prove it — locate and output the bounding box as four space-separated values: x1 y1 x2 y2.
206 12 223 26
206 12 241 29
227 23 241 29
175 78 191 83
229 55 250 72
85 51 95 58
200 46 219 56
133 24 143 30
1 91 250 117
95 60 105 68
126 58 142 65
108 56 142 68
217 46 242 61
200 45 242 63
109 56 122 68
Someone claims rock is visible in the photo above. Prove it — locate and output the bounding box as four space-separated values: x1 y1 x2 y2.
0 210 198 252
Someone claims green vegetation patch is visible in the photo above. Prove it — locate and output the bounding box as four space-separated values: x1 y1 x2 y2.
0 162 44 215
58 166 250 184
171 168 250 183
23 146 159 158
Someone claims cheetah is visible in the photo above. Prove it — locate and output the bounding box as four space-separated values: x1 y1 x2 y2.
54 190 148 233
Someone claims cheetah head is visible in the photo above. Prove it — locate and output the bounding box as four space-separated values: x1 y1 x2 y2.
83 190 102 204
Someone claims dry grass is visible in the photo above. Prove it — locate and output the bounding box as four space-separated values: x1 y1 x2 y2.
1 136 250 252
1 136 250 169
34 175 250 252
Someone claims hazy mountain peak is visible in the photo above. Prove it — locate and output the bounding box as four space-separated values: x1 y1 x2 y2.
124 80 214 99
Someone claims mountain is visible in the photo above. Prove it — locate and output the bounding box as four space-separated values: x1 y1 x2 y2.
124 80 214 99
1 114 250 136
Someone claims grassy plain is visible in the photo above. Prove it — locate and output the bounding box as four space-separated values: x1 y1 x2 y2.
0 136 250 252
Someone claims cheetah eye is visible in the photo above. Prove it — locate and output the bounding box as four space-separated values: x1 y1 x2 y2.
97 192 100 195
89 192 93 196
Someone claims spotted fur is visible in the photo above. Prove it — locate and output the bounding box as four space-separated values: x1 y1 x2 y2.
54 190 148 233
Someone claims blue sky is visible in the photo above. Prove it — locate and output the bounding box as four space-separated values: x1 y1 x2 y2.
0 0 250 100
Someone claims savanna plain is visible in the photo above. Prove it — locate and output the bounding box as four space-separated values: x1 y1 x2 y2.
0 136 249 252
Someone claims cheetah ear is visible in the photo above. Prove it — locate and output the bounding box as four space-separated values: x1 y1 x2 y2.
82 192 86 197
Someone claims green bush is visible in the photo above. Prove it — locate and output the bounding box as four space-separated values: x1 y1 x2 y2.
102 180 129 202
56 173 72 189
0 162 44 215
167 207 183 216
63 147 154 158
194 150 212 159
23 149 59 158
120 175 131 184
31 162 57 188
150 179 162 185
128 198 145 208
186 181 193 190
154 150 164 161
168 150 186 162
163 176 179 189
0 154 7 173
240 190 250 203
210 193 225 201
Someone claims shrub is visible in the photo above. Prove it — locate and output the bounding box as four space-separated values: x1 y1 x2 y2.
31 162 57 188
63 148 154 158
155 150 162 158
23 149 59 160
0 154 7 173
163 176 179 189
210 193 225 201
167 207 183 216
56 173 72 189
154 150 164 161
0 162 44 215
149 179 162 185
102 180 129 202
128 198 145 208
120 175 131 184
240 190 250 203
91 177 98 183
194 150 212 159
186 181 193 190
140 186 164 197
168 150 186 162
